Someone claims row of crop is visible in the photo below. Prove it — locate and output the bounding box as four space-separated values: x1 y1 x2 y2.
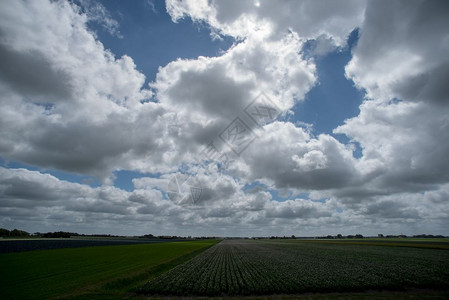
141 242 217 294
140 239 449 296
259 240 449 291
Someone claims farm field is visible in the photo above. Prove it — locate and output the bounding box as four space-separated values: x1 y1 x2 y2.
0 237 193 253
140 239 449 297
292 238 449 250
0 239 218 299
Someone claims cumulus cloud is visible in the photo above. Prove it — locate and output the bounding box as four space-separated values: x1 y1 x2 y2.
334 0 449 203
0 167 132 231
159 0 449 234
265 198 332 219
345 0 449 104
0 0 172 180
166 0 366 47
1 0 448 235
0 0 317 181
238 122 359 191
0 167 338 235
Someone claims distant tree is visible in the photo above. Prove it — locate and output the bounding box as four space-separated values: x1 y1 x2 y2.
336 234 342 238
413 234 444 238
291 235 295 239
10 229 29 237
378 234 384 238
42 231 71 238
355 234 364 238
414 234 430 238
0 228 10 237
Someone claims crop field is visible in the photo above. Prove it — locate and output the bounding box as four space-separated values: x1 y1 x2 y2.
293 238 449 250
0 239 218 299
2 238 448 299
0 237 192 253
140 239 449 297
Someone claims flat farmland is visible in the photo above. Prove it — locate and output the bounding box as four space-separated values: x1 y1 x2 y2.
140 239 449 297
0 237 193 253
0 239 218 299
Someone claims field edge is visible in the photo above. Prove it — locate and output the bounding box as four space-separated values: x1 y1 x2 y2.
63 240 222 299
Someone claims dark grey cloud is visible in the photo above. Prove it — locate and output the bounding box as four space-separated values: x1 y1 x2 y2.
393 62 449 105
0 42 73 100
164 63 254 120
363 200 421 219
265 201 331 219
1 177 60 202
346 0 449 104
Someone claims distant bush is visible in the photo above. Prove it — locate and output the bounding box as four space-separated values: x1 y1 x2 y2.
141 234 154 238
1 228 30 237
413 234 445 238
0 228 10 237
42 231 73 238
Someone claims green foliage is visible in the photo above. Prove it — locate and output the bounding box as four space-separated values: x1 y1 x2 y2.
42 231 74 238
11 229 29 236
140 239 449 296
0 228 30 237
0 228 10 237
0 240 218 299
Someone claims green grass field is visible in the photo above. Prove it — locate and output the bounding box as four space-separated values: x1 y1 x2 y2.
0 239 219 299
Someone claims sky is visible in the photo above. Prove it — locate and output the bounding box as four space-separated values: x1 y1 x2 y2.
0 0 448 237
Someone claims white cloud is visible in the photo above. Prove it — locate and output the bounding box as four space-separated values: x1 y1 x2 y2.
148 23 317 172
265 198 332 219
0 0 318 182
2 165 448 236
1 0 448 236
77 0 123 38
166 0 366 48
240 122 359 190
153 31 316 116
0 167 327 235
345 0 449 104
0 0 171 180
334 0 449 203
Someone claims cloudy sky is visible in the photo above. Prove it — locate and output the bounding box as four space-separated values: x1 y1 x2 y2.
1 0 448 237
